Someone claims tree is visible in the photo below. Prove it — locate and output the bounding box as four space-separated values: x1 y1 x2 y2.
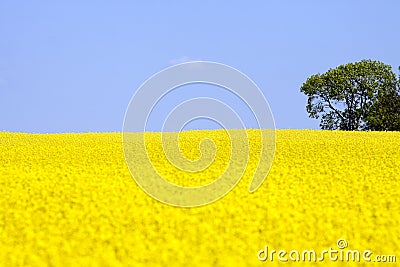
365 67 400 131
300 60 399 130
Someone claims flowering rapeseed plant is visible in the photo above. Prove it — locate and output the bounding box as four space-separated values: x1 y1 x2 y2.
0 130 399 266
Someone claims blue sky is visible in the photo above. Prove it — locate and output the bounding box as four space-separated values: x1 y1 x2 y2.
0 1 399 132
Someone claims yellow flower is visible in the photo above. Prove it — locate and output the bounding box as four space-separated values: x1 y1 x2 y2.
0 130 399 266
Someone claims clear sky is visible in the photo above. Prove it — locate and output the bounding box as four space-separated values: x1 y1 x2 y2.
1 1 399 133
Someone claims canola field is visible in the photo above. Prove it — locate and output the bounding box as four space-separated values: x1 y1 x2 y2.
0 130 399 266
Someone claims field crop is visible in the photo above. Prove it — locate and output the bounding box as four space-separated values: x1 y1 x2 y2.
0 130 399 266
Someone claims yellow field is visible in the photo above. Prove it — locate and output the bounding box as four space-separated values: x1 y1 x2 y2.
1 130 399 266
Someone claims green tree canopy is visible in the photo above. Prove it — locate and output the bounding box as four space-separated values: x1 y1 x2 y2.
300 60 400 131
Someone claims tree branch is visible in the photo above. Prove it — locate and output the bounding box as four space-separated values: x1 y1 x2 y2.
322 95 345 122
